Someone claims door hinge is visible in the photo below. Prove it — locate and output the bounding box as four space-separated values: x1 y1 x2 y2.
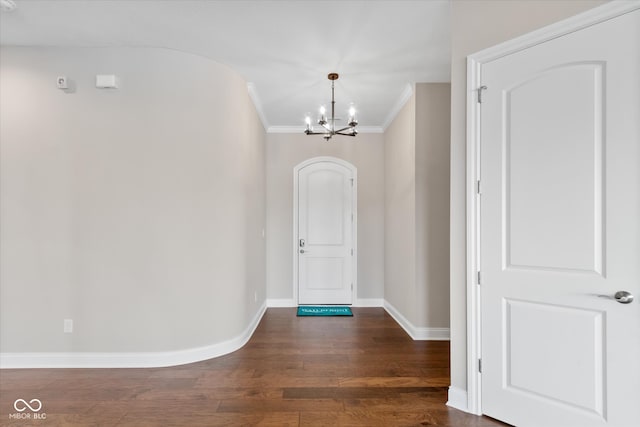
351 213 354 222
476 179 481 194
351 283 353 291
351 248 354 256
477 85 487 104
477 271 481 285
350 178 354 186
478 358 482 373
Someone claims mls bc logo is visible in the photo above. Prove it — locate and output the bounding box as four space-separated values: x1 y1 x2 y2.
9 398 46 420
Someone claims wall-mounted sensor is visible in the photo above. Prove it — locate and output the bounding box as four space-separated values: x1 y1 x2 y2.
56 76 69 89
96 74 118 89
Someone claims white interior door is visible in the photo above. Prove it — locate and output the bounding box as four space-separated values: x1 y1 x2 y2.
479 9 639 427
297 160 355 305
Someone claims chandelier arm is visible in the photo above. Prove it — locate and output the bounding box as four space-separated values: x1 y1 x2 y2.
334 126 356 133
335 130 357 136
305 130 327 135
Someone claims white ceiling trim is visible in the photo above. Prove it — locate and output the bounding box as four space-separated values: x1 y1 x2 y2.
354 126 384 134
247 83 269 131
382 83 414 131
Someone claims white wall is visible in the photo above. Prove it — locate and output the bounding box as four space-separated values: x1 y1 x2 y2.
449 0 608 401
265 133 385 304
384 83 451 334
0 47 266 356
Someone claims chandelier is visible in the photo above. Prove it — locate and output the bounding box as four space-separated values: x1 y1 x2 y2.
304 73 358 141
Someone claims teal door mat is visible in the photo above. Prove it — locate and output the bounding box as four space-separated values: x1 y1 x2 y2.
297 306 353 317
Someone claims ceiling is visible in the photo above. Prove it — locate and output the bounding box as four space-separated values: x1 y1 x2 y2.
0 0 451 132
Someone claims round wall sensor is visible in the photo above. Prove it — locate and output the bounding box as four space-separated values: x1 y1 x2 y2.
0 0 17 12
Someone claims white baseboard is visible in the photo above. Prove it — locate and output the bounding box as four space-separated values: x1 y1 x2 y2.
446 386 469 412
383 300 450 341
0 303 267 369
266 298 296 307
353 298 384 307
267 298 384 308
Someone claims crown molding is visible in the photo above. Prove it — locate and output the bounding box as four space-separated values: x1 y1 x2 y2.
382 83 414 131
356 126 384 134
247 82 270 131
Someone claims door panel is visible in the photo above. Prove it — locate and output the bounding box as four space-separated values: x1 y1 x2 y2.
505 63 604 273
480 9 639 427
298 161 354 305
304 257 344 290
305 169 346 245
504 299 605 416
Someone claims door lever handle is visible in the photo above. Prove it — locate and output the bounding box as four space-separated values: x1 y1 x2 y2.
614 291 634 304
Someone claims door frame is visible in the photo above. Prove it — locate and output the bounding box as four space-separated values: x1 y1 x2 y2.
293 156 357 305
464 0 639 416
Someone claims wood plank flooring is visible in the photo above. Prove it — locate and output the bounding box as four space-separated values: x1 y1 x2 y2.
0 308 508 426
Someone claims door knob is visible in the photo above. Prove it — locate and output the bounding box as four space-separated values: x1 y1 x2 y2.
299 249 306 254
614 291 634 304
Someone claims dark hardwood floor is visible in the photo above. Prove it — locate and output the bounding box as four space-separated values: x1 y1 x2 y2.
1 308 508 426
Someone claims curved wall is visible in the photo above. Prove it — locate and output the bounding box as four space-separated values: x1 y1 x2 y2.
0 47 266 366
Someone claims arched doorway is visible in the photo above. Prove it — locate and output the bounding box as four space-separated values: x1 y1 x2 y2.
293 157 357 305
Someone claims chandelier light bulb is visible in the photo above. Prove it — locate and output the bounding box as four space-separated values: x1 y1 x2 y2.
348 105 358 127
305 115 312 133
318 105 327 125
319 105 326 120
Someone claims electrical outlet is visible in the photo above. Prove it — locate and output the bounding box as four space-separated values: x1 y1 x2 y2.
64 319 73 333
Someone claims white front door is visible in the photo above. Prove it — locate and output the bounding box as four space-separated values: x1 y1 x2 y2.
479 8 639 427
296 159 355 305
